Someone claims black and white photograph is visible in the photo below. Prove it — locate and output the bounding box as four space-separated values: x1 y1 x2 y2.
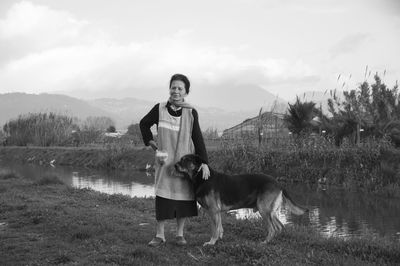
0 0 399 265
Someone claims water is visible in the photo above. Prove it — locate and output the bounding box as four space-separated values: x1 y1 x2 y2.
1 160 399 241
0 161 154 198
232 187 400 241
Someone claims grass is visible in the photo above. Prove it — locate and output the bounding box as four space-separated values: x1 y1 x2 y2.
1 142 399 197
1 170 399 265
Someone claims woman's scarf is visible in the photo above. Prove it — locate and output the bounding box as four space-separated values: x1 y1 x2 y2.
168 97 194 109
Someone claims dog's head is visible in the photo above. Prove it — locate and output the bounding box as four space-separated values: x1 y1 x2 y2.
175 154 206 181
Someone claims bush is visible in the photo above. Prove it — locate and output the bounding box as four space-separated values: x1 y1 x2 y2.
3 112 77 146
107 125 116 133
210 136 399 192
0 170 19 180
34 175 65 186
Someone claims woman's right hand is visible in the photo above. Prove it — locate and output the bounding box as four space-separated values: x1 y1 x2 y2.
155 150 168 165
148 140 158 151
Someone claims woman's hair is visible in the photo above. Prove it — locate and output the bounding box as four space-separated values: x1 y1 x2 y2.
170 73 190 94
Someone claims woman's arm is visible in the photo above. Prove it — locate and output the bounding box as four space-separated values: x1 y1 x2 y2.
192 109 210 179
139 104 159 150
191 109 208 163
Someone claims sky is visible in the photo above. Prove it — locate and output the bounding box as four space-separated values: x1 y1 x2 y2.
0 0 399 105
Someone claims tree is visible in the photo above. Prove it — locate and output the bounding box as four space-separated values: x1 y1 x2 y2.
107 125 116 133
0 129 6 146
82 116 115 132
327 74 400 146
127 123 142 145
79 116 114 144
284 97 318 136
127 123 141 136
202 127 219 140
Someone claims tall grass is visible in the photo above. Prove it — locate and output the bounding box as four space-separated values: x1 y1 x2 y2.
3 112 76 146
211 135 399 194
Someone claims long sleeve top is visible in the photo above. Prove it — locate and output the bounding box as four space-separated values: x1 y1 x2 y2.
140 102 208 163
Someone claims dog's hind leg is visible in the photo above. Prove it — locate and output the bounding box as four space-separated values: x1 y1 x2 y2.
217 212 223 239
272 213 284 233
257 205 275 242
204 211 220 246
262 214 276 243
271 192 284 234
258 190 283 243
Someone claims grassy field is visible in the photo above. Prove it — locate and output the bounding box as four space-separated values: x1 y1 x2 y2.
1 170 399 266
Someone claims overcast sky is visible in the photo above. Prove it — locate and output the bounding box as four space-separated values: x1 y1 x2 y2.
0 0 399 104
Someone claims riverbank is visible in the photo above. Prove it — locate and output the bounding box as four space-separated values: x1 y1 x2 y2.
1 171 399 265
0 145 154 171
1 145 399 196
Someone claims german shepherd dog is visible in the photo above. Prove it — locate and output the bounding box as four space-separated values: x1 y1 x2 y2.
175 154 308 246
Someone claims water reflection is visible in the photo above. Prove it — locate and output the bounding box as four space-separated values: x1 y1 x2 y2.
71 171 153 198
1 160 399 241
230 185 400 240
0 160 155 198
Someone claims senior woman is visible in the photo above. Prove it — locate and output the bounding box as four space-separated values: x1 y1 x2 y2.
140 73 210 247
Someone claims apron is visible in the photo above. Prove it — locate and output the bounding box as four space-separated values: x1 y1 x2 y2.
154 102 195 200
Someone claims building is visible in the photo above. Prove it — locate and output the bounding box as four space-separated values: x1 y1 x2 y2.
222 112 289 141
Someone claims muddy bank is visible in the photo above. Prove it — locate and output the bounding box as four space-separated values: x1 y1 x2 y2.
0 146 154 171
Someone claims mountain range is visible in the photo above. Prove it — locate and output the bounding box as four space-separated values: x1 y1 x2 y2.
0 92 112 125
0 87 334 131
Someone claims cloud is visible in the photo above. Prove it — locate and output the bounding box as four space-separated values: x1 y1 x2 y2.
0 37 318 98
0 1 84 38
0 1 105 61
330 33 370 58
0 1 319 100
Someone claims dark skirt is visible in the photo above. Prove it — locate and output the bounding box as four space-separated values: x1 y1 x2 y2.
155 196 198 221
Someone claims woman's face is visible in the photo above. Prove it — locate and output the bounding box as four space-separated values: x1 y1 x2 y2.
169 80 187 102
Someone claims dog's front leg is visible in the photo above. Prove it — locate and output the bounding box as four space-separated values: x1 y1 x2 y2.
203 211 220 246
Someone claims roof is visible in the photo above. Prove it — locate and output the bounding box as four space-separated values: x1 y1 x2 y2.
223 112 285 133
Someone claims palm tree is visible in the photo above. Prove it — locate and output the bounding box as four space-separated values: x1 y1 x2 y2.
284 97 317 136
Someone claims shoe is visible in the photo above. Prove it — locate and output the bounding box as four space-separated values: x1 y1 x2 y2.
148 237 165 247
175 236 187 246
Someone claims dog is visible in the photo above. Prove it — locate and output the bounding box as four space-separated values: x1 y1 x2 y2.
175 154 308 246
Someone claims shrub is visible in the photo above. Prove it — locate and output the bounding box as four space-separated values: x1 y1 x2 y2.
210 136 399 192
34 175 65 186
3 112 77 146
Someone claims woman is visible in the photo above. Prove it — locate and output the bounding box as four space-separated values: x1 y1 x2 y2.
140 73 210 247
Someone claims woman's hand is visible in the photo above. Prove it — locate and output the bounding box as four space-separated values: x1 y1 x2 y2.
148 140 158 151
198 164 210 180
155 150 168 165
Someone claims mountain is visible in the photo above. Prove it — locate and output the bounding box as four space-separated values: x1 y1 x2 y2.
85 83 290 130
88 97 260 130
0 83 294 131
0 93 115 127
0 93 263 131
87 97 155 128
189 83 288 112
60 82 289 112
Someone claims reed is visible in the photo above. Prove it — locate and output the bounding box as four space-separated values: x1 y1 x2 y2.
3 112 76 146
211 135 399 195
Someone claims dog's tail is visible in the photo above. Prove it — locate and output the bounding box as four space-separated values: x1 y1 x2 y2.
282 189 308 215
